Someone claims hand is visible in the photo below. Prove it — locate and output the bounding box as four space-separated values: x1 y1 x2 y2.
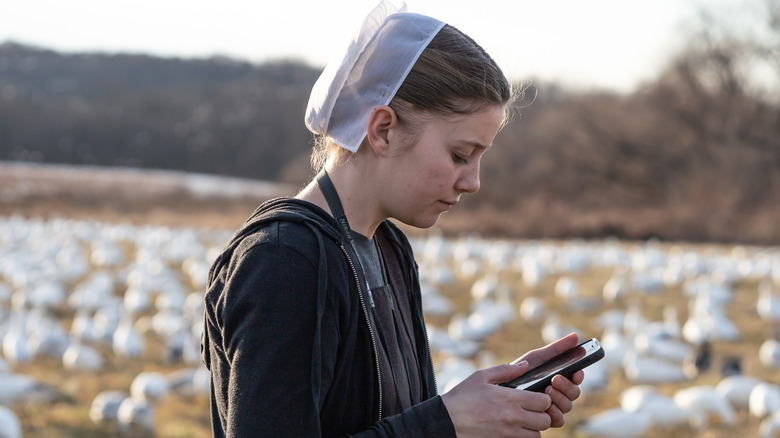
441 361 553 438
512 333 584 427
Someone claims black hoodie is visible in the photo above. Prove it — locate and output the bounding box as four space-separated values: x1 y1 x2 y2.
201 197 456 437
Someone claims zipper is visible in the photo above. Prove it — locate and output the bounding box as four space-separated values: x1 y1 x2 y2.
413 264 438 395
340 244 383 421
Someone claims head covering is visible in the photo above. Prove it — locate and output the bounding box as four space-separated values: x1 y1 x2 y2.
304 1 446 152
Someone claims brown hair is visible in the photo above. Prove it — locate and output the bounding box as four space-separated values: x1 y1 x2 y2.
311 24 515 171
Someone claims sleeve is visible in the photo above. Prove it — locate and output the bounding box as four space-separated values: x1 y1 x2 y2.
220 238 328 436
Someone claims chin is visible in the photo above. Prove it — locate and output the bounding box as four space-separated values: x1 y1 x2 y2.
403 214 442 230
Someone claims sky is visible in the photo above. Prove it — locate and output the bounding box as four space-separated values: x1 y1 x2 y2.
0 0 749 93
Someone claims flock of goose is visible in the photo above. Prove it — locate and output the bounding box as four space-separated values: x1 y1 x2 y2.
0 215 779 437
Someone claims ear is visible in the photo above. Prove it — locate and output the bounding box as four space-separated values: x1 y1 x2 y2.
365 105 397 157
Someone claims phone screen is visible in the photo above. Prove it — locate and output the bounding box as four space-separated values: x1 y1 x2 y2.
516 345 587 387
502 339 603 390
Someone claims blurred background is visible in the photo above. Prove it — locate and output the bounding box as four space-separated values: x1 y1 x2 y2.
1 1 780 438
1 0 778 243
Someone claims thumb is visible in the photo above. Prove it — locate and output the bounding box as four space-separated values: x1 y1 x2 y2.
483 361 529 385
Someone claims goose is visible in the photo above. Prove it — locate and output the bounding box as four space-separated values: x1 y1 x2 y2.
757 279 780 322
70 309 99 344
716 374 764 411
682 340 712 378
168 368 205 399
601 327 630 371
0 372 57 404
130 371 170 403
112 313 144 358
554 276 579 300
518 296 546 324
759 329 780 369
470 274 499 301
619 385 689 428
518 254 545 288
62 342 103 372
759 411 780 438
1 314 33 364
0 405 21 438
89 390 128 425
749 383 780 419
622 349 688 384
578 407 654 438
117 396 156 435
602 271 629 303
673 385 736 428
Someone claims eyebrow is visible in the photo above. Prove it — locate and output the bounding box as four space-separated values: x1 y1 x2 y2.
459 140 491 150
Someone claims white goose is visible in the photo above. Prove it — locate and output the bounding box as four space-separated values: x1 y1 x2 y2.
673 385 736 428
759 329 780 369
578 407 653 438
716 374 765 411
0 405 21 438
89 390 128 425
749 382 780 419
757 279 780 322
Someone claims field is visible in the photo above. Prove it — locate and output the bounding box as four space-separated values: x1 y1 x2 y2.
1 162 779 437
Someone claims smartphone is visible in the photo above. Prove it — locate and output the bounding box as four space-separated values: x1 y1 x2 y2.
499 338 605 392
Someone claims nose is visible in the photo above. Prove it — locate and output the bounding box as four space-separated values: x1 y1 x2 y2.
455 162 480 194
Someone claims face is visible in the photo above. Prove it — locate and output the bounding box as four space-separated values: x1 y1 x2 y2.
378 105 504 229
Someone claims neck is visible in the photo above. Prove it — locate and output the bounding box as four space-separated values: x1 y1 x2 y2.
297 164 383 238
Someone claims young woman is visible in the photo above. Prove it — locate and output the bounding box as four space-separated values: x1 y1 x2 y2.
201 2 584 437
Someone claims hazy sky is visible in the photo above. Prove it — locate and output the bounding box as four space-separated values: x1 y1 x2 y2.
0 0 747 92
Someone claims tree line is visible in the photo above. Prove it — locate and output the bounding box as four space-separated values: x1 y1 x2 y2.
1 3 779 243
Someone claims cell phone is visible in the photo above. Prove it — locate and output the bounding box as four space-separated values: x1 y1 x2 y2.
499 338 605 392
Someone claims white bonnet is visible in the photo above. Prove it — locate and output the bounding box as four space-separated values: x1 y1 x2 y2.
304 1 446 152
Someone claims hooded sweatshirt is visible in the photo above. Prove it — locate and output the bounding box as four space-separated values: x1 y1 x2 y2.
201 197 456 437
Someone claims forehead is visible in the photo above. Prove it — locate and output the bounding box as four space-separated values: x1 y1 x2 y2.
421 106 504 145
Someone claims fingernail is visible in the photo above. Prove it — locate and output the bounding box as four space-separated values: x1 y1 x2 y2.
545 386 553 394
515 360 529 368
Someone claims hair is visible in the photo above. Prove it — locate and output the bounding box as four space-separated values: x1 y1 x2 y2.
311 24 516 171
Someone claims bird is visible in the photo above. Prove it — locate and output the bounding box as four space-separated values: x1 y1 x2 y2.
0 372 58 405
622 349 689 384
619 385 689 428
757 279 780 322
62 342 103 372
112 313 144 358
749 383 780 419
578 407 654 438
0 405 22 438
130 371 170 403
673 385 736 428
117 396 156 435
759 329 780 369
759 411 780 438
717 374 764 411
518 296 546 324
89 390 128 425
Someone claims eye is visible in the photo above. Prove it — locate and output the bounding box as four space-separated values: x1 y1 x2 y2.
452 153 469 164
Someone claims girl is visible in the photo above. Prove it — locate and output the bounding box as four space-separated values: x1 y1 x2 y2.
202 2 584 436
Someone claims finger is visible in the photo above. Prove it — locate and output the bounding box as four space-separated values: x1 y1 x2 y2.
551 374 582 402
518 391 552 414
570 369 585 385
546 398 566 428
513 333 580 367
517 408 553 432
545 385 574 416
484 361 530 385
